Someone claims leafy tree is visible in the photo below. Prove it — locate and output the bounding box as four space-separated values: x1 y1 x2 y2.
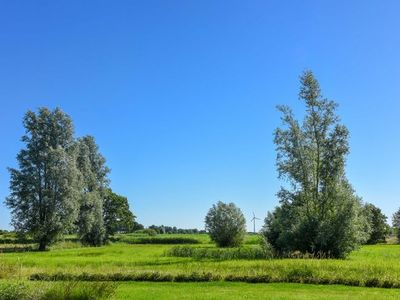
262 71 368 258
392 208 400 242
103 189 136 236
363 203 389 244
205 201 246 247
6 108 80 250
134 223 144 231
75 136 109 246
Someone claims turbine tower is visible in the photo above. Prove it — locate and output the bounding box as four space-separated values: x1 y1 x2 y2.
250 212 260 234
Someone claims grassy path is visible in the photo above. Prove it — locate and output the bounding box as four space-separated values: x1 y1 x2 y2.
114 282 400 299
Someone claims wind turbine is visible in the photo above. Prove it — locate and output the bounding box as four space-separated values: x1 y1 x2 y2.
251 212 260 234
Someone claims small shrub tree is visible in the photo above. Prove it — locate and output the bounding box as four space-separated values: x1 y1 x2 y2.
392 208 400 242
205 201 246 247
104 189 136 236
363 203 389 244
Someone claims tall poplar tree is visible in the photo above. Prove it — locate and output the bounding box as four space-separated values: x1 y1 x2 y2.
76 135 109 246
262 71 368 258
6 108 80 250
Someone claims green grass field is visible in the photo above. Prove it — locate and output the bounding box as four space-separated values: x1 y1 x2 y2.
1 233 400 299
114 282 400 299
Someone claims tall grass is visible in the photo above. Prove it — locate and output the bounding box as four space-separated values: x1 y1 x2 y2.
0 281 116 300
166 246 271 260
28 269 400 288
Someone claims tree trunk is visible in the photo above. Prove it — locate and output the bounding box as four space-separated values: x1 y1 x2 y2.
38 239 47 251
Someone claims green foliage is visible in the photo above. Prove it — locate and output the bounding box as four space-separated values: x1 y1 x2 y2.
205 201 246 247
6 108 80 251
166 245 272 260
264 71 368 258
362 203 389 244
147 225 202 234
76 136 109 247
392 208 400 242
5 108 137 251
103 190 136 236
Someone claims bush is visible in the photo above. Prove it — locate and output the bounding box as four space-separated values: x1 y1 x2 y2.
262 193 368 259
205 201 246 247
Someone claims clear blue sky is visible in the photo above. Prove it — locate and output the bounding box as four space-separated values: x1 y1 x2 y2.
1 1 400 231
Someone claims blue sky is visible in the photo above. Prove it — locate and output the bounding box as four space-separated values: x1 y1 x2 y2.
1 1 400 231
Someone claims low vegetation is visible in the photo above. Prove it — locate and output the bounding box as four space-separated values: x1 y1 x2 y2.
0 235 399 290
166 245 271 260
0 281 116 300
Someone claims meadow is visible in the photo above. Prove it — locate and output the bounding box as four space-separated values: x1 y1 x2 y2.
1 233 400 299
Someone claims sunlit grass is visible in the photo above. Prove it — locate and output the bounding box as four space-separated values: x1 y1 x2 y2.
114 282 400 300
1 234 400 287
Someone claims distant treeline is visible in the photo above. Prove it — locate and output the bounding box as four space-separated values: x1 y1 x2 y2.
147 225 206 234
